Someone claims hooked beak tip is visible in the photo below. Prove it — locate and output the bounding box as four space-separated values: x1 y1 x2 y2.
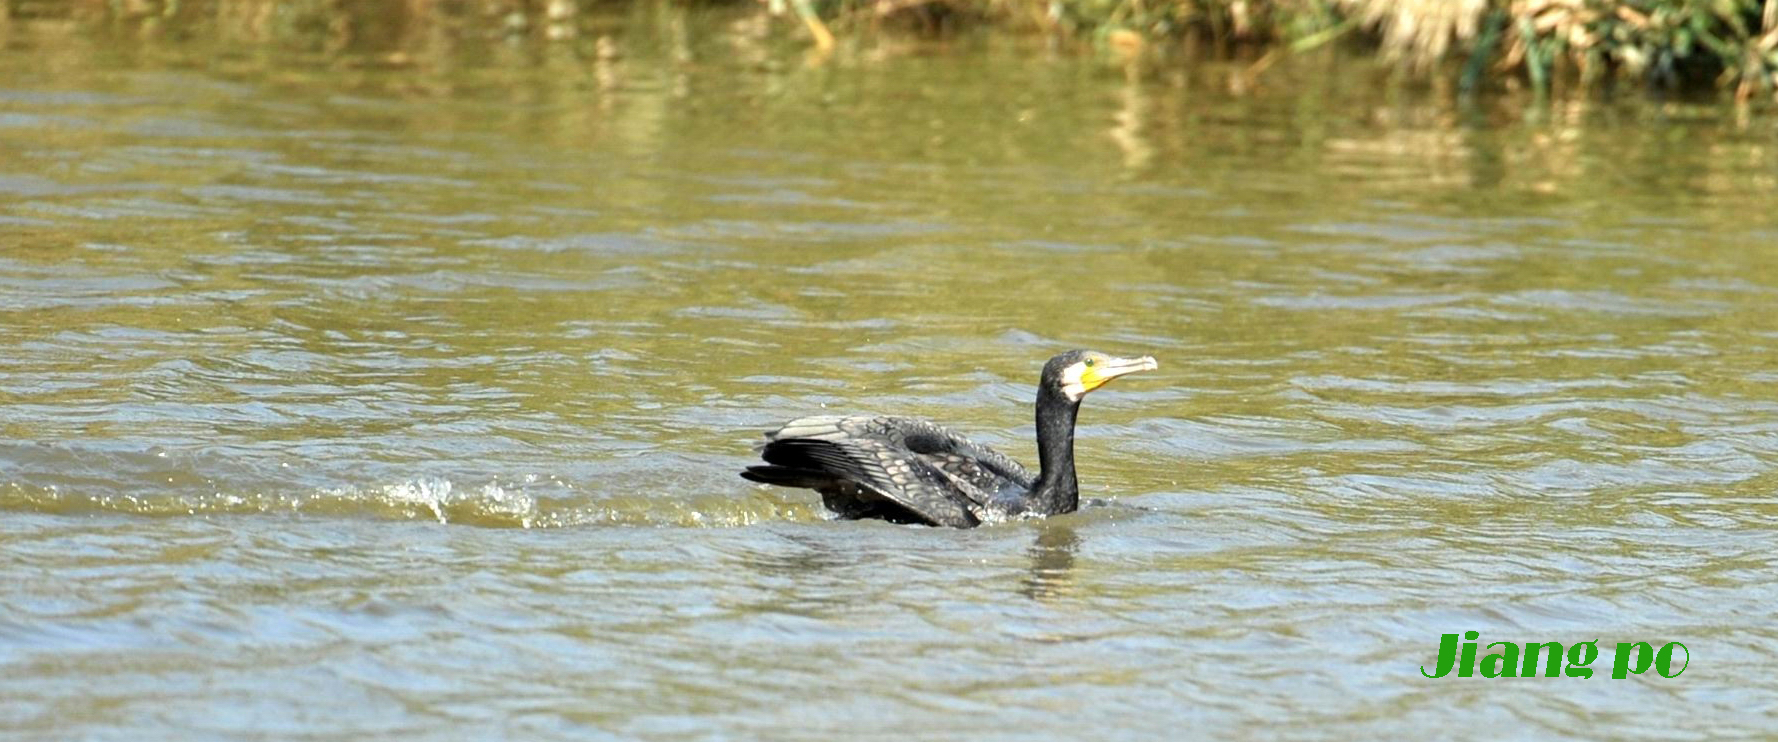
1100 354 1158 379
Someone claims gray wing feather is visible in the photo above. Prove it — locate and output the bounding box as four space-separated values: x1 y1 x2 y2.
759 436 978 527
770 415 1033 486
758 414 1033 526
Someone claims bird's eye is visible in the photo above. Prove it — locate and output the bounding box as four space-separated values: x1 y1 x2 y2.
1084 358 1095 368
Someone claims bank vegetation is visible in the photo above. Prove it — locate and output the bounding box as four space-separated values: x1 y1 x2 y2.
7 0 1778 99
810 0 1778 99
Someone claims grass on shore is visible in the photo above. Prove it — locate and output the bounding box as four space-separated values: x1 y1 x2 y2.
791 0 1778 98
11 0 1777 98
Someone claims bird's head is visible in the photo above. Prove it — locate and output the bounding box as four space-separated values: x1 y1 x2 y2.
1042 350 1159 402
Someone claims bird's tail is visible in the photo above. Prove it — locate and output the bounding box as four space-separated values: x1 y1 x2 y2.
740 465 836 489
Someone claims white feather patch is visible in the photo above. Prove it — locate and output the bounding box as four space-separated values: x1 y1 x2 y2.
1059 363 1087 401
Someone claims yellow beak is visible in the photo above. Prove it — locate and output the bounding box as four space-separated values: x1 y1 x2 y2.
1080 355 1159 392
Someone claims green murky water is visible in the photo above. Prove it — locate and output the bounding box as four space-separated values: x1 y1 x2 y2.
4 7 1778 739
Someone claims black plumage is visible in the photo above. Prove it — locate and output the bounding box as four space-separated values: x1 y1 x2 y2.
741 350 1157 528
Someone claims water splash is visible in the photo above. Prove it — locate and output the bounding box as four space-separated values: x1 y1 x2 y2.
0 475 818 529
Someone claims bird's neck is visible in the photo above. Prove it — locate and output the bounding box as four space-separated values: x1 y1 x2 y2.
1030 386 1081 515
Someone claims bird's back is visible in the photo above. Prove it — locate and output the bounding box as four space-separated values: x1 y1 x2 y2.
743 414 1034 526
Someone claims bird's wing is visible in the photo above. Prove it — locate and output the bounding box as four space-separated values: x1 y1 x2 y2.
757 436 980 527
763 415 856 443
767 415 1034 489
911 450 1022 522
842 415 1035 489
759 415 1035 525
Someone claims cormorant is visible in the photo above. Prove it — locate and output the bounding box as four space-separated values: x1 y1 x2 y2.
741 350 1157 527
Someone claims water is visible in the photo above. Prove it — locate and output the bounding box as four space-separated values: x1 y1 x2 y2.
4 7 1778 740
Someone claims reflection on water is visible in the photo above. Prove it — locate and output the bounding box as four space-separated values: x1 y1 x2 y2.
2 7 1777 742
1021 523 1079 601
